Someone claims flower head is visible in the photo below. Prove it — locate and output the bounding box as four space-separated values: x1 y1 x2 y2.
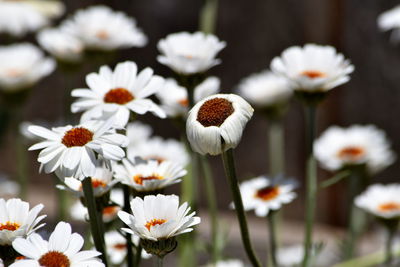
186 94 253 155
28 119 128 178
61 5 147 51
378 5 400 42
10 221 104 267
355 184 400 219
271 44 354 92
0 43 55 91
237 176 297 217
314 125 395 174
118 194 200 241
0 198 45 245
157 31 226 74
126 121 153 148
71 61 166 127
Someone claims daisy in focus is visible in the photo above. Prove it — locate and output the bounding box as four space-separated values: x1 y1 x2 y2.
157 31 226 74
0 43 55 91
237 176 297 217
0 198 45 246
71 61 166 127
28 119 128 178
186 94 254 155
10 221 104 267
271 44 354 93
114 159 187 192
314 125 395 174
61 5 147 51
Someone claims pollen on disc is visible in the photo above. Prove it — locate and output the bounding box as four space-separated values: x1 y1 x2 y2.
197 97 234 127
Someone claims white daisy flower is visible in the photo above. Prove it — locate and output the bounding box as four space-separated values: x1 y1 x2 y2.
114 159 186 192
0 198 46 246
237 176 297 217
193 76 221 102
157 31 226 74
28 119 129 178
355 184 400 219
10 221 104 267
203 259 245 267
37 27 84 62
62 5 147 51
118 194 201 241
0 174 19 198
71 61 166 127
70 200 122 223
378 5 400 42
271 44 354 92
277 244 335 267
0 43 55 91
128 136 190 166
126 121 153 148
16 0 65 19
237 70 292 108
0 1 47 36
314 125 396 174
57 165 117 198
186 94 254 156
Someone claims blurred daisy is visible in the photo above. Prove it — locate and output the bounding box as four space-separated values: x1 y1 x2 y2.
203 259 245 267
126 121 153 148
186 94 253 155
193 76 221 102
0 174 19 198
237 176 297 217
314 125 395 174
0 198 45 246
237 70 292 108
28 119 128 178
10 221 104 267
0 43 55 91
271 44 354 92
355 184 400 219
62 5 147 51
378 5 400 42
71 61 166 127
37 27 84 62
16 0 65 19
70 200 122 223
0 1 47 36
114 159 186 192
128 136 189 166
157 31 226 74
118 194 200 241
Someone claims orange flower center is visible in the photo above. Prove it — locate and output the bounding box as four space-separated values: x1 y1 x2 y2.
6 68 24 78
133 174 164 185
378 202 400 212
338 146 365 161
91 179 107 188
104 88 134 105
113 243 126 250
38 251 70 267
102 205 119 215
300 70 326 79
0 222 20 231
15 256 26 261
178 98 189 107
197 98 234 127
254 186 280 201
95 30 109 40
144 156 165 164
61 127 94 147
145 219 167 231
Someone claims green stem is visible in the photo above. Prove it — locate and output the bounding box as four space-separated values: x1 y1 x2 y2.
82 177 108 266
135 245 143 267
384 219 398 266
302 105 317 267
199 0 219 34
221 149 261 267
123 185 135 267
268 211 278 267
268 119 285 177
157 257 164 267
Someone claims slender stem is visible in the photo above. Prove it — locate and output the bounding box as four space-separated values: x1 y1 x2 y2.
268 119 285 177
82 177 108 266
302 105 317 267
123 185 134 267
199 0 219 34
157 257 164 267
200 156 219 263
221 149 262 267
268 211 278 267
135 245 143 267
384 220 398 266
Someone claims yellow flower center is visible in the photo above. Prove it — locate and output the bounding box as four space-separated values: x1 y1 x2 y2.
197 98 234 127
178 98 189 107
61 127 94 147
338 146 365 161
104 88 134 105
113 243 126 250
254 186 280 201
133 174 164 185
95 30 109 40
300 70 326 79
0 222 20 231
102 206 119 216
145 219 167 231
378 202 400 212
38 251 70 267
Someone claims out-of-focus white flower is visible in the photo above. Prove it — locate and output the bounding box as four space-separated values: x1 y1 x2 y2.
271 44 354 92
157 31 226 74
62 5 147 51
314 125 395 174
0 2 47 36
193 76 220 102
203 259 245 267
114 159 186 192
377 5 400 42
186 94 253 155
277 244 334 267
237 176 297 217
355 184 400 219
37 28 84 62
128 136 190 166
0 174 19 198
0 43 55 91
126 121 152 148
28 119 128 178
15 0 65 19
0 198 45 246
71 61 166 127
118 194 200 241
11 222 104 267
237 70 292 108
